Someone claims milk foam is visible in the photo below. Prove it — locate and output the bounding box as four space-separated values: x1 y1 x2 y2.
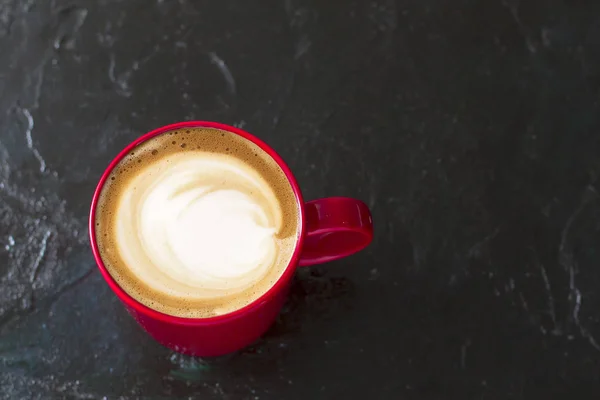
114 152 283 298
95 127 300 318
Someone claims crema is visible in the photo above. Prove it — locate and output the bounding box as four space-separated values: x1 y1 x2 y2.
94 127 300 318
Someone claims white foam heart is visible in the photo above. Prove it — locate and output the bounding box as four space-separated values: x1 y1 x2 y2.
114 152 282 297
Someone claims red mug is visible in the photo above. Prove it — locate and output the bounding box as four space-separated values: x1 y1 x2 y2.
89 121 373 356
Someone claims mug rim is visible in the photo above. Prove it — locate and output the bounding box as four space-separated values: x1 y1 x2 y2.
88 121 306 325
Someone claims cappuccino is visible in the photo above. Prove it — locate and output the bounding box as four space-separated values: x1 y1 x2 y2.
94 127 300 318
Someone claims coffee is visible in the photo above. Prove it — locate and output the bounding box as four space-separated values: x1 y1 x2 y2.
94 127 300 318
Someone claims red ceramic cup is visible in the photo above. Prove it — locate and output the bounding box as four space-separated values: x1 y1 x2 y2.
89 121 373 357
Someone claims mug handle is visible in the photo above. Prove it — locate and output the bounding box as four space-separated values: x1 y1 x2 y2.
299 197 373 267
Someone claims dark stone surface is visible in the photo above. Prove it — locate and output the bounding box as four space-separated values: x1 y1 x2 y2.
2 0 600 398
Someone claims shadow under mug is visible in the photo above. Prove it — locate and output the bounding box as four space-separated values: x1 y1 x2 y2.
89 121 373 357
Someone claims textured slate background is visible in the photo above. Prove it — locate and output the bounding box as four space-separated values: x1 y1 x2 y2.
2 0 600 398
